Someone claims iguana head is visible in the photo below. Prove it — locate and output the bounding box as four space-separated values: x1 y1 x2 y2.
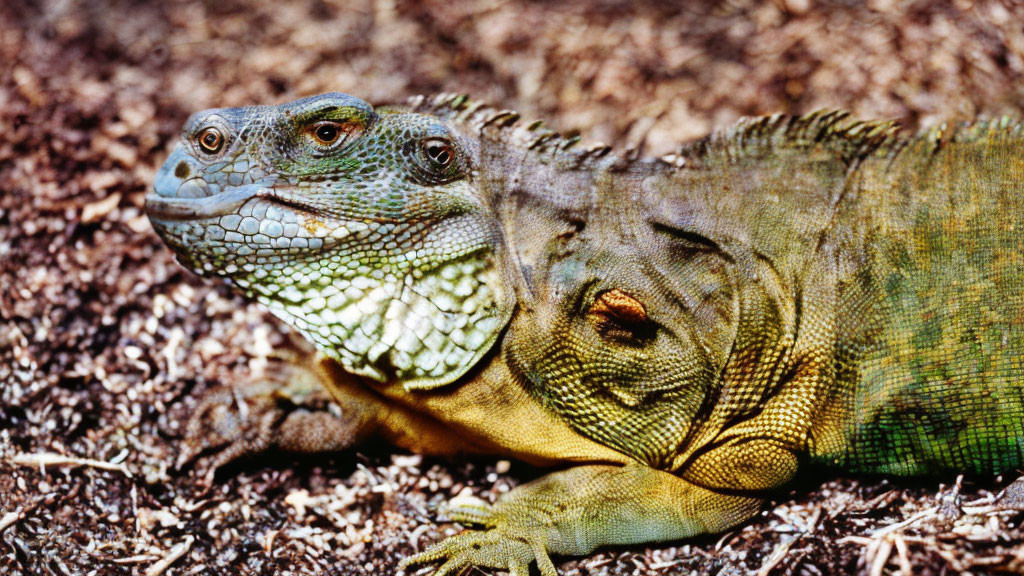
147 93 514 388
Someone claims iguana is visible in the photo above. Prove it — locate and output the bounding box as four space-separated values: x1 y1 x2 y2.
145 92 1024 575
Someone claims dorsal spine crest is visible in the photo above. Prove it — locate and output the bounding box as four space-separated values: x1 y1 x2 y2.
410 93 617 170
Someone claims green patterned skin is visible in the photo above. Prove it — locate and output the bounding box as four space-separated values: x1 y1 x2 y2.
147 93 1024 575
812 121 1024 476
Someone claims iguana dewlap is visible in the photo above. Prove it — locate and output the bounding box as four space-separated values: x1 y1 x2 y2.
146 92 1024 575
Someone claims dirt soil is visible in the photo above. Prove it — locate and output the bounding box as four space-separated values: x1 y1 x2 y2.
4 1 1024 574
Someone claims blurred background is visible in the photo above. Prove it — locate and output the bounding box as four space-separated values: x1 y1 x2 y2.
2 1 1024 574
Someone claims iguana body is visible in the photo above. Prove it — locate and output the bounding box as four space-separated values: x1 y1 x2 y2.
146 92 1024 574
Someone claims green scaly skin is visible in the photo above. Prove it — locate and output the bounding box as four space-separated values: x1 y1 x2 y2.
146 93 1024 574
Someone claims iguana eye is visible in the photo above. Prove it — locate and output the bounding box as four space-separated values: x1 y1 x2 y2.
408 135 462 185
197 127 223 154
313 121 340 145
304 119 360 150
422 138 454 167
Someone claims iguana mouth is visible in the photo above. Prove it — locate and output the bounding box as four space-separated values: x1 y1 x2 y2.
145 183 323 222
145 184 264 221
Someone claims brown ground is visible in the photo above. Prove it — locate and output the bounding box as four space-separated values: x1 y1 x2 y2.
3 1 1024 574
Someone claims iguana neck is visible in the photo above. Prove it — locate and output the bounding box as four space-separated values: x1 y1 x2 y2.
448 109 893 468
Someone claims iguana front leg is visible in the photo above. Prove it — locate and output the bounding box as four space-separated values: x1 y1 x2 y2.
177 346 379 483
401 463 762 576
179 343 494 482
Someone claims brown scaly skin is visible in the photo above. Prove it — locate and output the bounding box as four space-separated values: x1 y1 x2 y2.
146 93 1024 574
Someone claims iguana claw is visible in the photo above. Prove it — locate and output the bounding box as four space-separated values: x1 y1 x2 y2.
400 526 557 576
401 492 560 576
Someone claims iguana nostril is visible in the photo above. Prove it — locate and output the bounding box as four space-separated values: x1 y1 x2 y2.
175 162 190 179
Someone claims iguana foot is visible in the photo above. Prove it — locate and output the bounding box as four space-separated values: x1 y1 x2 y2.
177 349 376 485
400 496 558 576
401 464 764 576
